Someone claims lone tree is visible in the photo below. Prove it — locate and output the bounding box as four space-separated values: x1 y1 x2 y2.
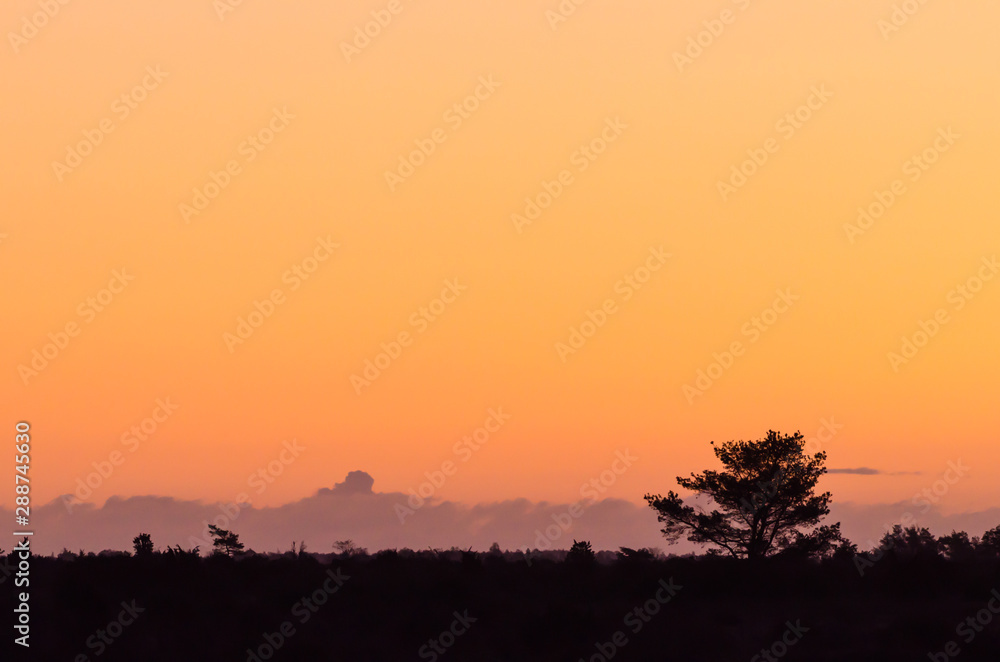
566 540 595 564
644 430 842 560
207 524 245 557
132 533 154 557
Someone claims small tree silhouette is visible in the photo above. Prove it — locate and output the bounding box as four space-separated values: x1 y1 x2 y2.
566 540 595 564
132 533 154 557
334 539 366 558
207 524 245 557
165 544 200 558
617 546 654 562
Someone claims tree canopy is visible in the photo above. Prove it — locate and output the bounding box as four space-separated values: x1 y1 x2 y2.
207 524 245 557
645 429 842 560
132 532 154 557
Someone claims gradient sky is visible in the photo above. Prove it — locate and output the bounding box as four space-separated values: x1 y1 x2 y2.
3 0 998 533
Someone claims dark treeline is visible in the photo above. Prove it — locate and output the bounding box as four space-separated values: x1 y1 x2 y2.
10 431 999 660
5 531 1000 662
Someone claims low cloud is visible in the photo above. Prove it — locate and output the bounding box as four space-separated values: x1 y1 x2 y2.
9 471 996 556
828 467 923 476
19 473 666 556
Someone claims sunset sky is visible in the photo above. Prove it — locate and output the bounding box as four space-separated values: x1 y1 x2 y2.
3 0 998 547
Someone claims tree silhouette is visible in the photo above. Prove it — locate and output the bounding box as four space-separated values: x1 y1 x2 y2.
980 525 1000 556
132 532 154 557
939 530 977 561
207 524 245 557
616 546 655 562
165 544 200 558
874 525 939 562
644 429 840 560
333 539 366 558
566 539 595 564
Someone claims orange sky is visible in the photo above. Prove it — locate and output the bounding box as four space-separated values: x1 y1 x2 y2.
2 0 998 519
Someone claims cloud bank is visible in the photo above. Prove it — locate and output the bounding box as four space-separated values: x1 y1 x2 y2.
8 471 998 556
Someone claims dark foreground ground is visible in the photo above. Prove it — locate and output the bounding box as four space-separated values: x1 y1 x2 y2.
6 550 1000 661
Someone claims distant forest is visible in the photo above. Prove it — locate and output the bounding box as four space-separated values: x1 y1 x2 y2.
6 536 1000 662
9 430 999 660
